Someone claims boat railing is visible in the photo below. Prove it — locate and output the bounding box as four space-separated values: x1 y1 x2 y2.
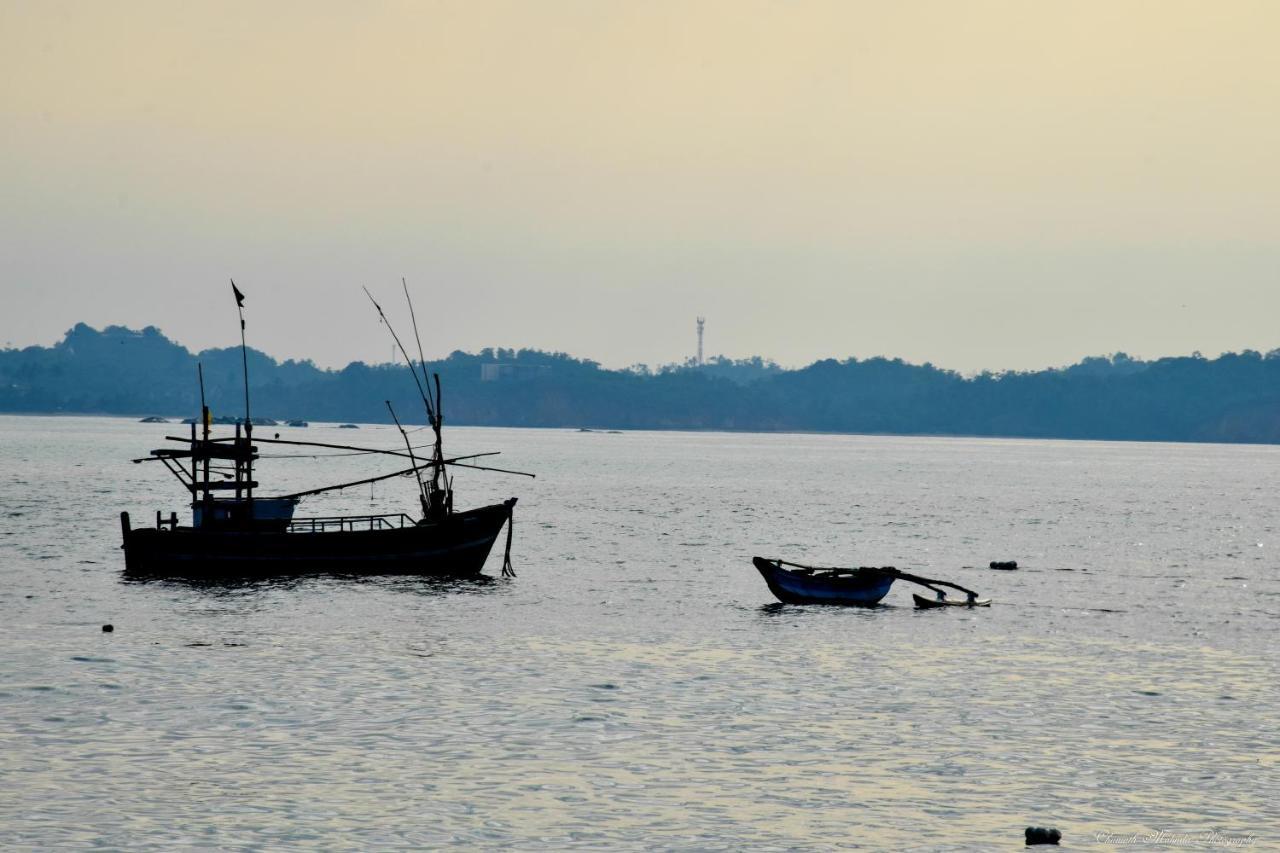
287 514 417 533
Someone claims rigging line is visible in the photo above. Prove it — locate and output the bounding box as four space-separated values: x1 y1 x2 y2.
158 455 192 487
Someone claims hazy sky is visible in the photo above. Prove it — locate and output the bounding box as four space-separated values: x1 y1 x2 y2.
3 1 1277 372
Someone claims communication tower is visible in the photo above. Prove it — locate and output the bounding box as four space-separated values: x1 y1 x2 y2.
696 317 705 366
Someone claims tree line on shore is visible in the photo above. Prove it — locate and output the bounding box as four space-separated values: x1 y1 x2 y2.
3 322 1279 443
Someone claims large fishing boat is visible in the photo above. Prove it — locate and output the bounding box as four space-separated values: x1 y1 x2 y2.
120 282 531 578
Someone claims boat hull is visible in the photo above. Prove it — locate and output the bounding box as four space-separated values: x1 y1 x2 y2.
752 557 896 606
122 500 515 578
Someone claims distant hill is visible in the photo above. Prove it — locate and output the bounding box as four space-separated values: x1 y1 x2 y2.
2 323 1279 443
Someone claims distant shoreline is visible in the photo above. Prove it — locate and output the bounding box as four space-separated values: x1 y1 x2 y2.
4 323 1279 445
4 409 1277 449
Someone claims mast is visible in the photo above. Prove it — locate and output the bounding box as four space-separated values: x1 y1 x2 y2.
231 280 253 509
198 362 211 517
430 372 448 515
403 281 448 518
232 280 250 427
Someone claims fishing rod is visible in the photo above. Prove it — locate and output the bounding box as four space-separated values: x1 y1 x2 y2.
258 446 437 459
403 277 436 425
386 399 429 516
397 278 446 492
387 281 449 514
447 460 536 478
363 286 436 425
273 461 444 501
163 433 499 461
151 436 500 467
272 455 534 501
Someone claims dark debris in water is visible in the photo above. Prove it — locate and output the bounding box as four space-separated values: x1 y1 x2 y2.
1025 826 1062 845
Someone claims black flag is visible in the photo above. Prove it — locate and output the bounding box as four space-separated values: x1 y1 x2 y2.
231 280 246 307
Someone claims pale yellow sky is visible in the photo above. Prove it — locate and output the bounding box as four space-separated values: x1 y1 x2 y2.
3 1 1277 370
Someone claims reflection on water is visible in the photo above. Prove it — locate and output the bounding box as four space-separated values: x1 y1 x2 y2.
0 416 1277 848
121 571 502 597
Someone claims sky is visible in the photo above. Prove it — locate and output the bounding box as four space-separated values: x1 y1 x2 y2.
3 1 1277 373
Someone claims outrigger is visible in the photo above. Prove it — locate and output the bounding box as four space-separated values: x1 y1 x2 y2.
120 281 531 578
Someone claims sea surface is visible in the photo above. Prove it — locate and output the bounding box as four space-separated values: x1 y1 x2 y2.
1 415 1276 850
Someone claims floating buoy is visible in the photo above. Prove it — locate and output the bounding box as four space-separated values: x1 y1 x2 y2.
1025 826 1061 845
102 624 114 633
990 560 1018 570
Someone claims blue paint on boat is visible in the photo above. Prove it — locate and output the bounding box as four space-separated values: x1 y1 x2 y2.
752 557 896 606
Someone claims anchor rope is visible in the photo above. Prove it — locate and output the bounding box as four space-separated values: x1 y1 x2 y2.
501 502 516 578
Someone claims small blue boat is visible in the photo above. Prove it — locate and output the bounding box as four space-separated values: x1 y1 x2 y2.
752 557 897 605
752 557 989 608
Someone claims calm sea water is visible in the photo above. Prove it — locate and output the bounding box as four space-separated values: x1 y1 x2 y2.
1 415 1276 849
